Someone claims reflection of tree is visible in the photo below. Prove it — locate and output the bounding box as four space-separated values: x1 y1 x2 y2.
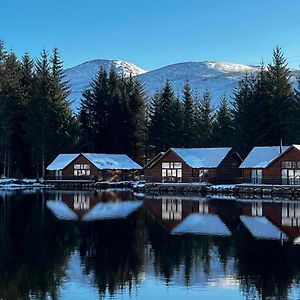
79 209 146 296
147 215 232 285
0 192 78 300
234 229 300 300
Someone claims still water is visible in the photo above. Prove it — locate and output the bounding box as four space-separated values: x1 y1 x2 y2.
1 189 300 300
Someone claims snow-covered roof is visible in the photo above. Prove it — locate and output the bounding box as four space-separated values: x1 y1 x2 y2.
240 215 288 240
47 200 78 221
83 153 142 170
171 213 231 236
47 154 79 171
239 146 289 168
171 147 232 168
46 153 142 170
82 201 143 221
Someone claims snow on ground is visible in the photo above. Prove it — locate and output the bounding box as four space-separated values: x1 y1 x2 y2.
82 201 143 221
171 213 231 236
240 215 288 240
47 200 78 221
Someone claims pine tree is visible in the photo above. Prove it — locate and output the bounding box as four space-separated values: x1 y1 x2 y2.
0 52 23 177
182 81 195 147
125 75 146 162
148 80 180 152
24 50 51 178
195 90 214 147
232 73 258 155
266 47 295 145
212 95 233 146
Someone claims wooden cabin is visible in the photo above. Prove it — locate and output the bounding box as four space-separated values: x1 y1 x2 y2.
144 147 242 184
46 153 142 182
239 145 300 185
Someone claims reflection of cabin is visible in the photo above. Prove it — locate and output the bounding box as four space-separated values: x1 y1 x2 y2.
239 200 300 242
46 190 141 221
46 153 142 181
143 197 231 236
239 145 300 185
144 148 242 184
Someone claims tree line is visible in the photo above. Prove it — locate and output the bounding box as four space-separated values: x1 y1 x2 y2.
0 40 300 178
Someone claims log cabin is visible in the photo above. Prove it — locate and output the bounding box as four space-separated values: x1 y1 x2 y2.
46 153 142 182
144 147 242 184
239 145 300 185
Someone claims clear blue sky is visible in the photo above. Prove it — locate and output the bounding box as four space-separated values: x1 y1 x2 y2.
1 0 300 70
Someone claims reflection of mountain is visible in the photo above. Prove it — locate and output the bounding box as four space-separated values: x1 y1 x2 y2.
46 190 142 221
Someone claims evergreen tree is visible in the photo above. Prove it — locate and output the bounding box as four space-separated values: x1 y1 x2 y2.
79 68 146 161
148 80 182 152
182 81 195 147
195 90 214 147
266 47 295 145
125 75 146 162
0 52 23 177
232 73 258 155
24 49 78 178
212 95 233 146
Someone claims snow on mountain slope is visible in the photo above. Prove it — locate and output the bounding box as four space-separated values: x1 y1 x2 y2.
136 61 259 106
65 59 146 110
66 60 300 111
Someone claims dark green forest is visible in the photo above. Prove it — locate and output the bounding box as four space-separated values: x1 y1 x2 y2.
0 40 300 178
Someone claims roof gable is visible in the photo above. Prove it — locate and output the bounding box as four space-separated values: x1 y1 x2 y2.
46 154 80 171
240 146 290 168
171 147 232 168
47 153 142 171
82 153 142 170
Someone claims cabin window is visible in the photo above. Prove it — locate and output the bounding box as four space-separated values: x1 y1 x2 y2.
199 169 209 178
162 199 182 220
251 169 262 184
282 168 300 185
281 161 300 169
161 162 182 182
74 164 91 176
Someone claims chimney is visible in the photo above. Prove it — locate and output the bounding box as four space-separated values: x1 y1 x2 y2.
280 139 283 154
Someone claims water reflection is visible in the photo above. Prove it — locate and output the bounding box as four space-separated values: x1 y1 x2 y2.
1 190 300 299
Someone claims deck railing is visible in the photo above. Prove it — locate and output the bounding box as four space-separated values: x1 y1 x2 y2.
43 175 93 181
237 177 300 186
145 176 216 184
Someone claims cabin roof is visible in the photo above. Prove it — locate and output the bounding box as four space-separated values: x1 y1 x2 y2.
239 146 290 168
171 147 232 168
46 153 142 171
171 213 231 236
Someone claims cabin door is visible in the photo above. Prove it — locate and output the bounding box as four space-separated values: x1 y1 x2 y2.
251 169 262 184
55 170 62 179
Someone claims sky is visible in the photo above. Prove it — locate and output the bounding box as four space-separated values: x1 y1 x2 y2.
1 0 300 70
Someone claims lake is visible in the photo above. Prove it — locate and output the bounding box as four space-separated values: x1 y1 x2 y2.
1 189 300 300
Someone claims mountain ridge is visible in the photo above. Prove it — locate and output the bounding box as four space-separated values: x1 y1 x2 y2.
65 59 300 111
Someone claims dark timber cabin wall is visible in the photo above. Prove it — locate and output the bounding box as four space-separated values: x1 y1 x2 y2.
145 148 242 183
146 150 193 182
48 154 140 181
216 150 242 184
241 146 300 184
48 154 98 179
264 147 300 181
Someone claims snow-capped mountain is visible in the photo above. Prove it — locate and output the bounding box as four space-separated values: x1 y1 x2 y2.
136 61 259 106
65 59 300 111
65 59 146 110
